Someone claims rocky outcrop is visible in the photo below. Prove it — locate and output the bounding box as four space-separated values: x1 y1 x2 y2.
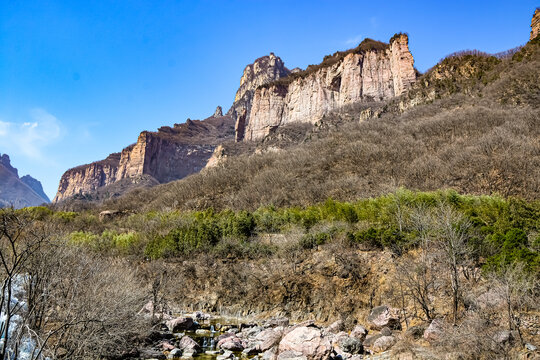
214 106 223 117
0 153 50 208
54 115 235 202
238 35 416 141
228 53 290 141
532 8 540 40
54 153 120 202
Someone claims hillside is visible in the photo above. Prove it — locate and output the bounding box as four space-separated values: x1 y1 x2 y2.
58 36 538 215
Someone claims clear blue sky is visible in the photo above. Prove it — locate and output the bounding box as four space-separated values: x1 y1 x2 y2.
0 0 537 199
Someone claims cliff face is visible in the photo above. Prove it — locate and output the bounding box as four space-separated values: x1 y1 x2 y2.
54 115 235 202
0 153 50 208
54 153 120 202
532 8 540 40
228 53 290 141
238 35 416 141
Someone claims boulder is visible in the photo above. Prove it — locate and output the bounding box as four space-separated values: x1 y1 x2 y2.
178 336 201 354
277 350 307 360
168 348 182 359
278 326 332 360
217 336 244 351
423 319 444 342
161 341 176 351
257 328 284 352
265 317 290 328
362 334 383 349
349 325 368 341
364 335 396 354
261 346 279 360
166 317 195 332
216 350 234 360
404 325 426 340
380 327 393 336
325 320 344 334
367 305 401 330
139 349 166 359
216 332 236 343
338 337 363 355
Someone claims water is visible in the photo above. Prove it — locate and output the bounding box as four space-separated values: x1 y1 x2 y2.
0 275 48 360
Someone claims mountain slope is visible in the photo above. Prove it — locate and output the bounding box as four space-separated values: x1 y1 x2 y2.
89 36 539 213
0 154 50 208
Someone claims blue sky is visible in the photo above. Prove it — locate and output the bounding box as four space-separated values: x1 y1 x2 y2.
0 0 537 199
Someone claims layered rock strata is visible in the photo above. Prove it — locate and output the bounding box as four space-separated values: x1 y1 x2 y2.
238 34 416 141
228 53 290 141
532 8 540 40
53 115 235 202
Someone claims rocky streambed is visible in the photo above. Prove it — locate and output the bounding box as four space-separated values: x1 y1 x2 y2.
129 305 450 360
130 303 539 360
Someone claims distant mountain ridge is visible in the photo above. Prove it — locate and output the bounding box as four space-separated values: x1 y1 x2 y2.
0 153 50 208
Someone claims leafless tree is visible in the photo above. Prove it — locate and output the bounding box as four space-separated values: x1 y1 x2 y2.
0 209 48 360
487 261 538 346
433 204 471 325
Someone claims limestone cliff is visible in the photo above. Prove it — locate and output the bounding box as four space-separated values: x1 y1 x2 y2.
228 53 290 141
238 35 416 141
0 153 50 208
532 8 540 40
54 115 235 202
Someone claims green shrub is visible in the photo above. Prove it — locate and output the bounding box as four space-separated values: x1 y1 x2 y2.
54 211 78 222
484 228 540 273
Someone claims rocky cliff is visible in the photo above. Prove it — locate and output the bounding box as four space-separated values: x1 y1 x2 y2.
228 53 290 141
532 8 540 40
0 154 50 208
53 115 235 202
237 35 416 141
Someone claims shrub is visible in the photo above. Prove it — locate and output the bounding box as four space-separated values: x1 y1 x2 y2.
299 232 331 250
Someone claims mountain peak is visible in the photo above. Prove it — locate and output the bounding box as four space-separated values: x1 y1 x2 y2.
0 153 50 208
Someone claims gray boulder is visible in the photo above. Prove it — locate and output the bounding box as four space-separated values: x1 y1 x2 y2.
339 337 363 354
367 305 401 330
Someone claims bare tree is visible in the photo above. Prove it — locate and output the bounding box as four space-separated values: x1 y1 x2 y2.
396 205 437 321
487 261 537 346
0 209 47 360
433 204 471 325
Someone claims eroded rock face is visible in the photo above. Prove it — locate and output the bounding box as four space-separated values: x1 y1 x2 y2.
531 8 540 40
239 35 416 142
54 153 120 202
54 115 235 202
228 53 290 141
